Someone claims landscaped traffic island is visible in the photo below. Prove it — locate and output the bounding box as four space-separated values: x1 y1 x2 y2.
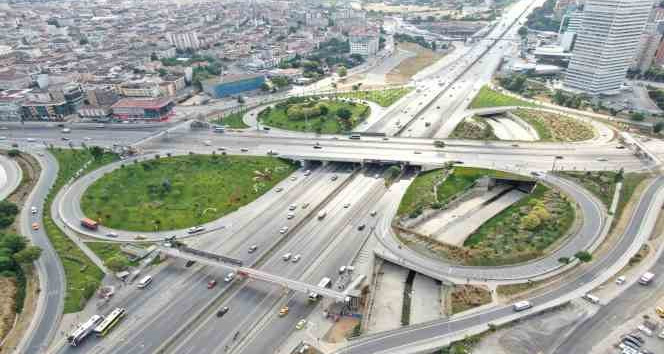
81 155 297 232
258 97 370 134
396 166 575 266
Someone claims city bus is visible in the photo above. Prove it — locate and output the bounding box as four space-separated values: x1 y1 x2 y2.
308 277 332 301
94 307 126 337
67 315 104 346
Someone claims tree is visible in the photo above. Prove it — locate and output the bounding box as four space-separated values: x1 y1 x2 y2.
89 146 105 161
0 233 25 253
631 112 646 121
654 121 664 133
7 149 20 157
336 107 352 120
13 245 42 264
574 251 592 262
558 257 570 264
260 82 271 91
338 66 347 78
105 256 129 272
518 26 528 38
238 96 246 104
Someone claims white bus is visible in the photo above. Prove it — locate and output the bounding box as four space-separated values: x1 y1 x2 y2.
94 307 126 337
137 275 153 288
67 315 104 346
308 277 332 301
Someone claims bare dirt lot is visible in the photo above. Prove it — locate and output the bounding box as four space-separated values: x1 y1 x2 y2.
0 277 17 341
323 317 360 343
386 42 445 84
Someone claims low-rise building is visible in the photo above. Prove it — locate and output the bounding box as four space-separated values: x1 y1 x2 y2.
111 98 174 121
202 74 265 98
118 82 162 98
350 34 379 57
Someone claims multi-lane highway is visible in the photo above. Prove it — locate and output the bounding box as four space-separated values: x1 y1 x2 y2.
0 155 22 201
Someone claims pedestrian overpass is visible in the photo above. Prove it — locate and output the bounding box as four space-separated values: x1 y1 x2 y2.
158 245 356 302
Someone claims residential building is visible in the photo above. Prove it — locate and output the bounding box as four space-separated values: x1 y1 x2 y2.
564 0 654 95
111 98 175 121
202 74 265 98
118 82 162 98
632 22 662 72
350 34 379 57
0 69 31 90
0 90 27 121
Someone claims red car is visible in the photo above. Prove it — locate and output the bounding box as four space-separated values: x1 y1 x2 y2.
207 280 217 289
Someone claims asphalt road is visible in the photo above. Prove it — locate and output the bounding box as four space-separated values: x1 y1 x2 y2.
0 154 22 201
14 152 66 354
334 177 664 354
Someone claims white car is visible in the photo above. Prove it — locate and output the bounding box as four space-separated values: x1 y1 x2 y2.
303 170 311 176
282 253 292 261
187 226 205 234
292 254 301 263
106 232 118 238
224 272 235 282
288 204 297 211
30 206 37 214
279 226 288 234
287 212 295 219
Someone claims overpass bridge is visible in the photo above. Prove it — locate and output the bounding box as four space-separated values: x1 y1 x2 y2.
158 245 356 302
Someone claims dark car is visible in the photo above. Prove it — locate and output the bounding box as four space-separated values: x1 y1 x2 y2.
357 224 366 231
185 260 196 268
217 306 229 317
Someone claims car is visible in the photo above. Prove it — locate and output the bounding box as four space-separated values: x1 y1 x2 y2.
282 253 292 261
343 203 351 208
26 138 35 142
279 306 290 317
276 187 284 192
303 170 311 176
596 157 608 162
207 280 218 289
331 175 338 181
267 150 278 155
30 206 37 214
187 226 205 234
313 143 322 149
216 306 229 317
61 137 70 141
374 174 380 178
31 222 40 230
134 235 146 240
292 254 301 263
280 226 289 234
370 210 377 217
289 204 297 211
339 266 347 274
290 176 297 181
240 148 249 152
287 212 295 219
224 272 235 282
185 260 196 268
295 319 307 330
302 203 310 209
382 137 389 141
656 306 664 318
616 145 625 149
106 232 118 238
248 244 258 253
357 224 366 231
413 151 422 154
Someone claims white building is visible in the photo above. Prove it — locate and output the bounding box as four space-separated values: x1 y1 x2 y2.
350 35 379 57
564 0 654 95
168 32 201 50
632 22 662 72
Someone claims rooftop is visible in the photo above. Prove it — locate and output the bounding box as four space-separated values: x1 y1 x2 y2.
111 98 172 109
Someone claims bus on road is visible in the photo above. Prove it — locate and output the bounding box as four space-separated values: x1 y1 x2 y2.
94 307 126 337
68 315 104 346
81 218 99 230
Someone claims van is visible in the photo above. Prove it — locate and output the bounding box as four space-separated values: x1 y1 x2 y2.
137 275 152 288
639 272 655 285
513 301 532 312
582 294 600 304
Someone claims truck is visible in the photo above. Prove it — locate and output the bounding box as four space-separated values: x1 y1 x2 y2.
308 277 332 301
81 218 99 230
639 272 655 285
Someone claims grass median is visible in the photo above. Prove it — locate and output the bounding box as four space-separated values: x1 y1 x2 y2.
212 110 249 129
81 154 297 231
336 87 413 107
46 148 118 313
469 86 535 109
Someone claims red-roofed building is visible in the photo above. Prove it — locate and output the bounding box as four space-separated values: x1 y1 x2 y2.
111 98 175 121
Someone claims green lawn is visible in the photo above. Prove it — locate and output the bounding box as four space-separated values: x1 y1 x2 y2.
47 148 118 313
86 242 139 269
469 86 535 109
398 166 528 217
212 110 249 129
81 155 297 231
336 87 413 107
615 173 649 221
450 118 498 140
463 184 575 266
259 99 370 134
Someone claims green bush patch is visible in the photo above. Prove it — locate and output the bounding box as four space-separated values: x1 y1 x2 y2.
513 109 594 142
469 86 535 109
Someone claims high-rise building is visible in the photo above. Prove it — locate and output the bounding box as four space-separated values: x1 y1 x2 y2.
564 0 654 95
168 32 201 50
632 22 662 72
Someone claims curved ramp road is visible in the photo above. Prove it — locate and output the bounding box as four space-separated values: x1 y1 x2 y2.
14 152 66 354
0 155 22 201
334 177 664 354
375 173 606 282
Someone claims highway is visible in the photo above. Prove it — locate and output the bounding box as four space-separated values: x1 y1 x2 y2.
334 177 664 354
51 163 357 353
